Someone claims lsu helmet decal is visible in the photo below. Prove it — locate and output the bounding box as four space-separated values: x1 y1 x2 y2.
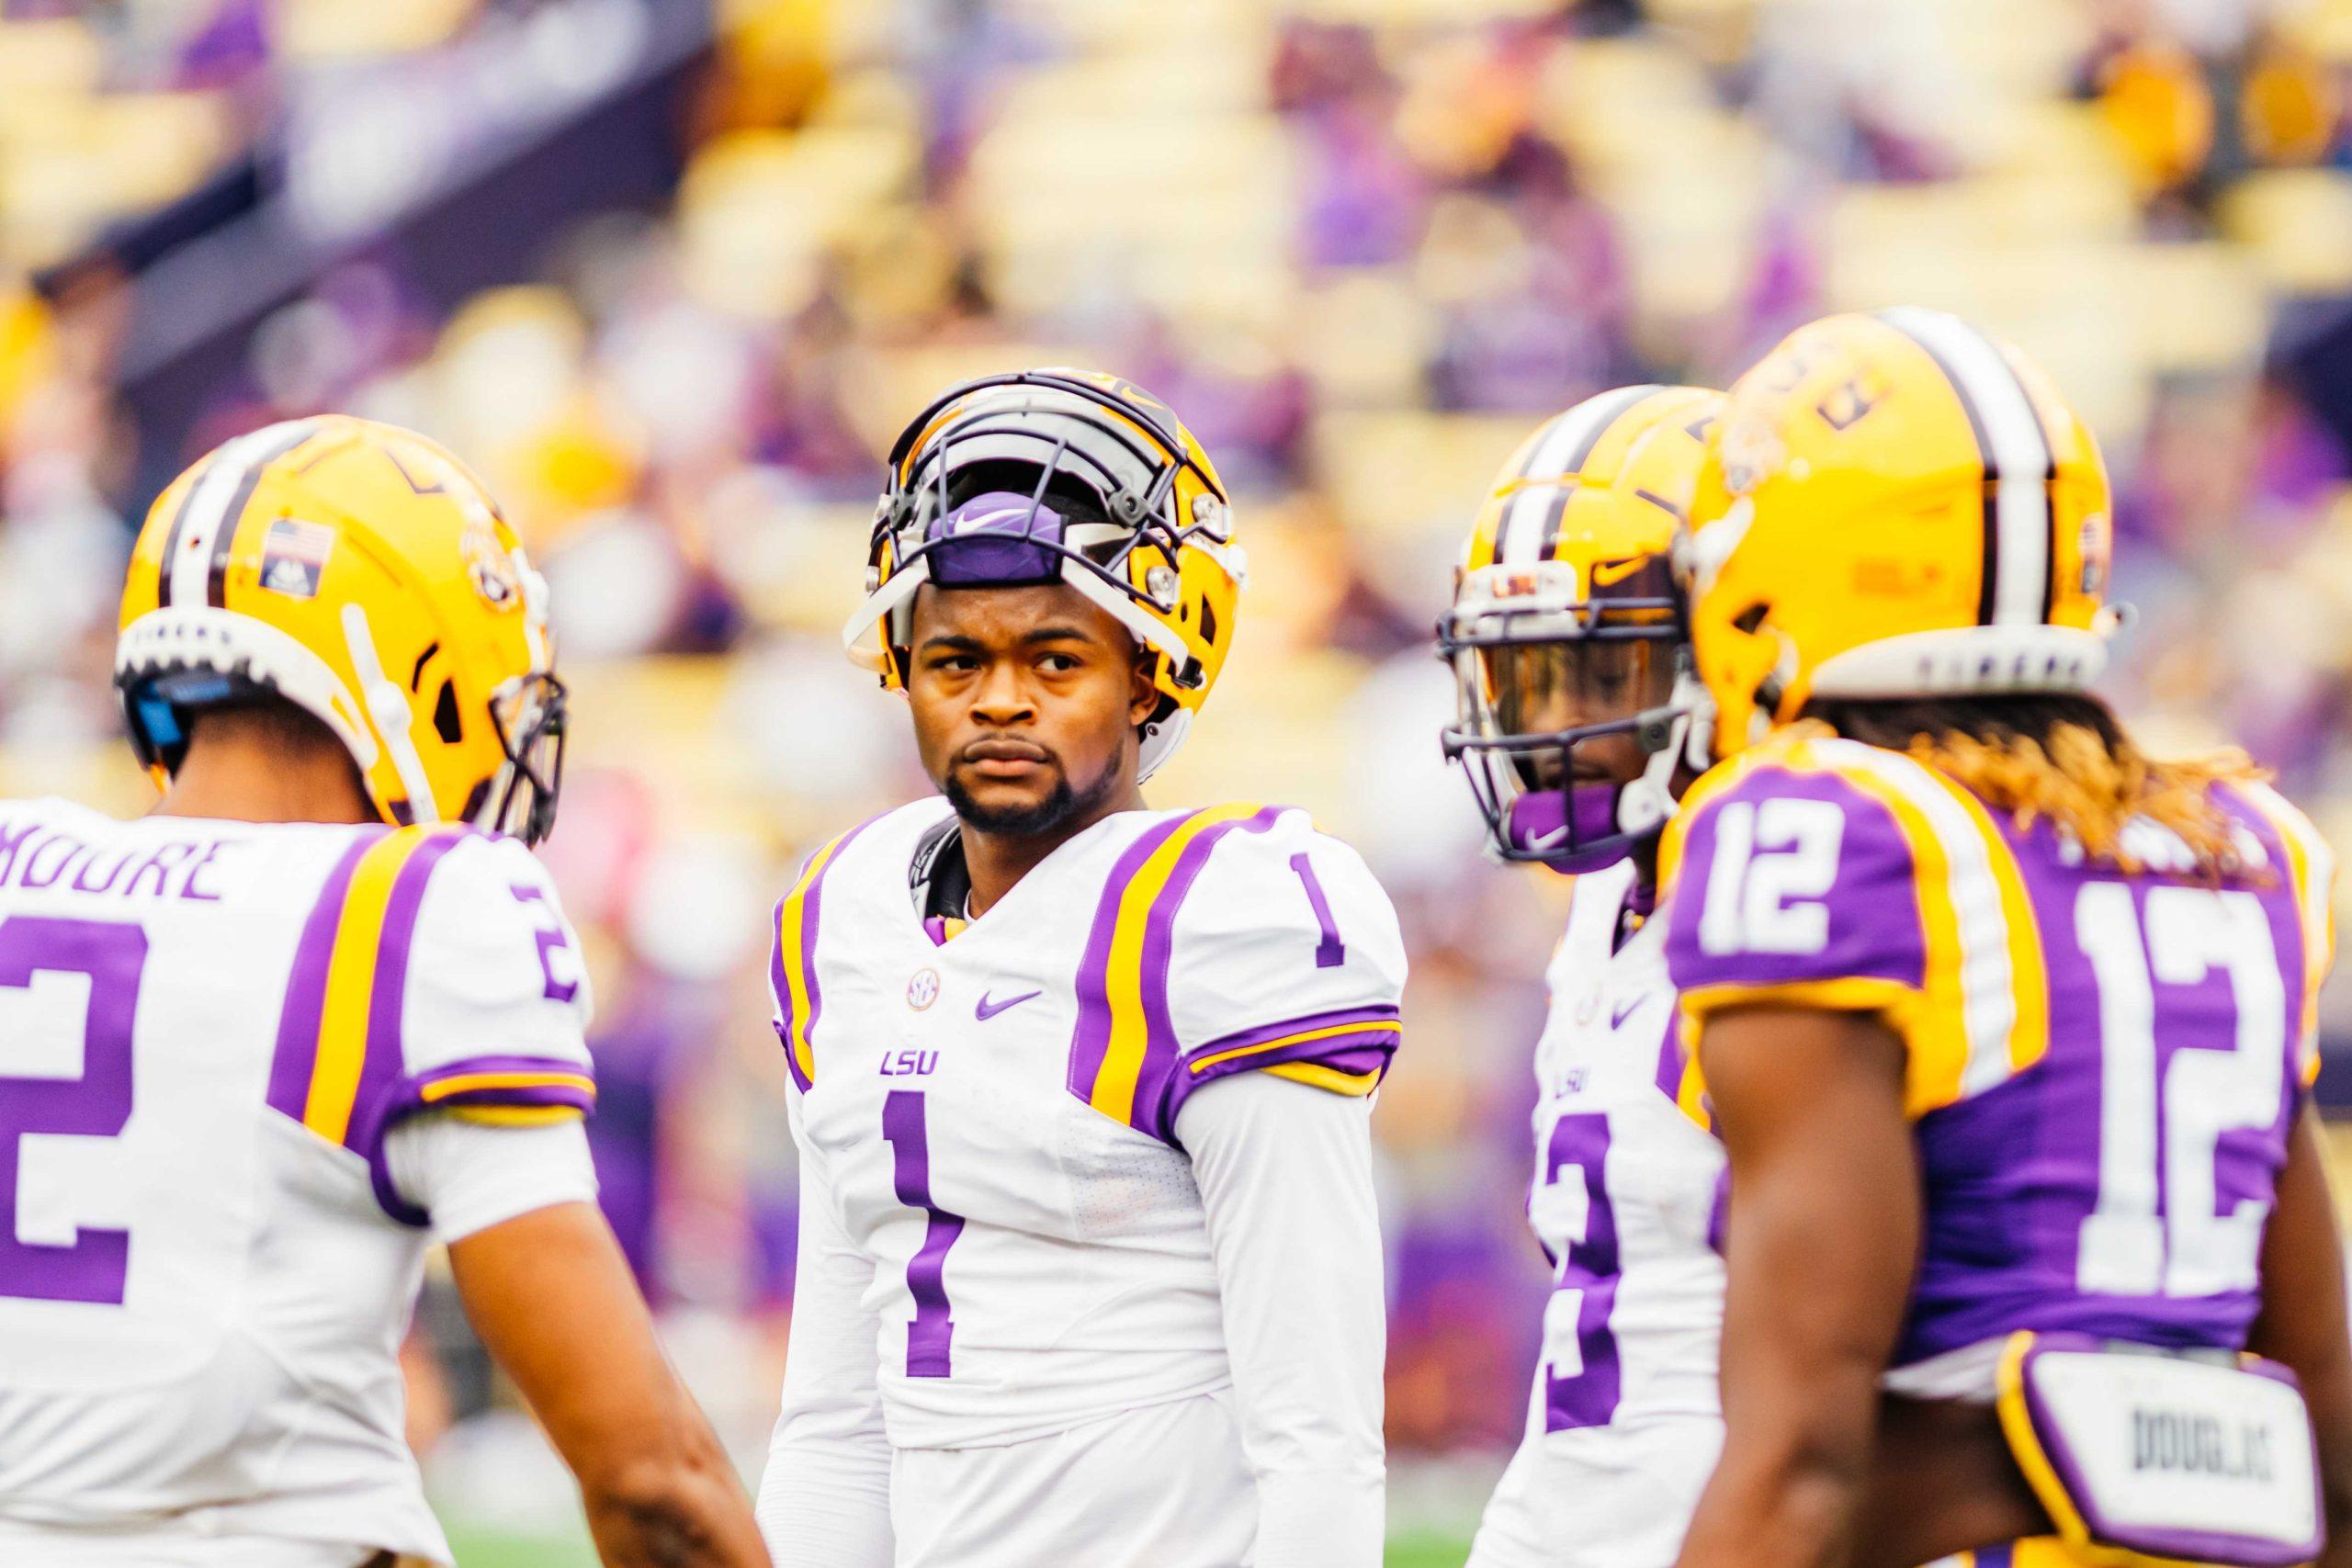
1682 307 2116 760
118 415 567 843
1440 384 1724 868
843 368 1241 782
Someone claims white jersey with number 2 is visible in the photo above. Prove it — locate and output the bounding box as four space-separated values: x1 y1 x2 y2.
0 798 597 1567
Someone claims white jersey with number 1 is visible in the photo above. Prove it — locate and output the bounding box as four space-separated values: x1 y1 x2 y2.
0 798 597 1567
760 796 1407 1568
1469 856 1726 1568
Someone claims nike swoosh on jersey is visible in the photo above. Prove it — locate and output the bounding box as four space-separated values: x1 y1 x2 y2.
1610 994 1651 1031
976 989 1042 1021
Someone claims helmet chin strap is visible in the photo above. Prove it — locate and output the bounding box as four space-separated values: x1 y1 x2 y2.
1615 682 1705 840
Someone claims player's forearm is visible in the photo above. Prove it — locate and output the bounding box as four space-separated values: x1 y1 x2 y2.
760 1119 895 1566
2249 1107 2352 1566
1250 1469 1386 1568
755 1429 895 1568
452 1205 769 1564
1181 1073 1389 1566
1676 1401 1875 1568
582 1432 774 1568
1678 1008 1917 1568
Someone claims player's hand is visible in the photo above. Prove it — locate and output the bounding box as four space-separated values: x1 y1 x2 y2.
450 1201 772 1568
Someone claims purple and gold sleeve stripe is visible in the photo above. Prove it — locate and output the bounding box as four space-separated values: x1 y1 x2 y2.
1067 804 1288 1142
1653 1005 1712 1132
773 818 877 1093
1665 737 2048 1122
266 825 469 1154
2229 781 2333 1089
1160 1004 1401 1134
361 1054 598 1224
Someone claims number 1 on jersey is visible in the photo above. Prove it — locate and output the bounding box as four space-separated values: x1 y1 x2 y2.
881 1090 965 1378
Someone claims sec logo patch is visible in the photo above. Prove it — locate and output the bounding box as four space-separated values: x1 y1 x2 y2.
907 968 941 1010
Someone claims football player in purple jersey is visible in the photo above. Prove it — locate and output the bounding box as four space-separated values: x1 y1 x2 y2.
1438 385 1734 1568
1662 309 2352 1568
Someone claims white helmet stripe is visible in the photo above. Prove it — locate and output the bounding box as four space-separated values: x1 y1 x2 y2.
161 419 320 610
1498 386 1663 567
1881 309 2054 627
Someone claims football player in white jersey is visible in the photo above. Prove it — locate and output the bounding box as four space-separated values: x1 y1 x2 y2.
0 417 768 1568
755 371 1407 1568
1439 386 1729 1568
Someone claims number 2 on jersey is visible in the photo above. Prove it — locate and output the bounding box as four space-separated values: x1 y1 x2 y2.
1539 1111 1622 1430
0 917 146 1305
881 1090 965 1378
2075 882 2288 1299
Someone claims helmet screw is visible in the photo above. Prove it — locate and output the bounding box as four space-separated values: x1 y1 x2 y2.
1146 565 1180 605
1191 494 1228 536
865 565 882 594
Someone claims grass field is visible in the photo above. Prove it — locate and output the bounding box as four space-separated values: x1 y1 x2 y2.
433 1438 1498 1566
445 1524 1477 1566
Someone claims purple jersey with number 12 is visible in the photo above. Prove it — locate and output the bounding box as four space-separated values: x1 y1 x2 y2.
1660 733 2330 1382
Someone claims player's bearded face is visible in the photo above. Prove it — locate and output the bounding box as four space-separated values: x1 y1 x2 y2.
906 582 1153 836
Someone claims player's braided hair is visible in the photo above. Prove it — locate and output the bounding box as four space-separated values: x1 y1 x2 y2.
1796 693 2264 881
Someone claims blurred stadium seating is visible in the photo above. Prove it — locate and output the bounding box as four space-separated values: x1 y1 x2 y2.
7 0 2352 1557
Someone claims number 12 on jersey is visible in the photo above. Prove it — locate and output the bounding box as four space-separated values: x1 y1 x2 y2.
2075 881 2288 1300
881 1090 965 1378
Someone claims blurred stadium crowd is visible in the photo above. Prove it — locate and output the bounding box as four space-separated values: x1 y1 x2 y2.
7 0 2352 1550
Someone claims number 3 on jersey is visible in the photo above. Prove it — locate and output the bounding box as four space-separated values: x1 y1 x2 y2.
0 917 146 1305
881 1090 965 1378
1537 1111 1622 1430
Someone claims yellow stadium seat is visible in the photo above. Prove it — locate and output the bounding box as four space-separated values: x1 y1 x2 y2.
2221 169 2352 296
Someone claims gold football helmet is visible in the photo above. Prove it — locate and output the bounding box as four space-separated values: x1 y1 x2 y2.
1440 384 1723 866
842 369 1241 782
1682 308 2115 759
117 416 566 842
